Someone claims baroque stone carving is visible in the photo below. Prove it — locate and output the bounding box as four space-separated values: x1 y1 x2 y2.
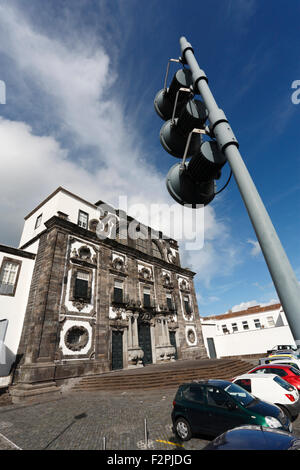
187 329 196 344
128 347 144 366
140 267 151 280
72 299 88 312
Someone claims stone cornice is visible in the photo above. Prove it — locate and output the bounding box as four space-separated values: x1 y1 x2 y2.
43 216 196 277
0 244 36 260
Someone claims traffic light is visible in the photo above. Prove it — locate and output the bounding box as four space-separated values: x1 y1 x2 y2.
154 63 229 207
166 141 226 207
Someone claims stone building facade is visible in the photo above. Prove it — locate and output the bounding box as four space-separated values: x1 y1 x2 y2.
1 187 207 402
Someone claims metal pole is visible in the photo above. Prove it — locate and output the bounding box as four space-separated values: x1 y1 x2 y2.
144 418 148 447
179 36 300 346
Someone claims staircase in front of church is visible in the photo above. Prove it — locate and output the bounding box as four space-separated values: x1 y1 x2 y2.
71 358 254 393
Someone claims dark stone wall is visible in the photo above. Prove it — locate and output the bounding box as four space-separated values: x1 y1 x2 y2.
12 215 207 389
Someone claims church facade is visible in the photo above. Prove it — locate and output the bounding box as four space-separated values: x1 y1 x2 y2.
0 187 207 402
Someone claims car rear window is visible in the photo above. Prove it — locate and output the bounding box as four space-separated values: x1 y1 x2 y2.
290 367 300 376
273 375 295 391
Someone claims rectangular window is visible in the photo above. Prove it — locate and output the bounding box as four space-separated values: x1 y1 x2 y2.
267 316 275 327
166 294 173 311
74 270 90 300
184 296 191 315
231 323 238 332
143 286 151 307
242 321 249 330
254 319 261 329
0 259 20 296
114 280 124 303
78 210 89 229
34 214 42 229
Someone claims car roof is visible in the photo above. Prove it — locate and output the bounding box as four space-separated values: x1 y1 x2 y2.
253 364 291 369
180 379 231 387
235 373 278 380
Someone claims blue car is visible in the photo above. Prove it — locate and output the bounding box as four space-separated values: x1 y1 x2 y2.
203 425 300 450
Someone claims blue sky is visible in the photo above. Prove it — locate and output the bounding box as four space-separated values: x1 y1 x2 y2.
0 0 299 316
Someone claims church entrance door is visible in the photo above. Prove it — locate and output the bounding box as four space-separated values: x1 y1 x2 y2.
112 330 123 370
138 322 153 365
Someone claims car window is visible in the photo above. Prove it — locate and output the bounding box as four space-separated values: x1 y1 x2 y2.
224 382 255 406
271 368 287 377
206 387 229 408
290 367 300 376
183 385 205 404
252 368 267 374
273 376 294 391
234 379 252 393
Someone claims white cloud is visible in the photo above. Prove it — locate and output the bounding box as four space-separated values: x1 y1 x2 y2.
247 238 261 256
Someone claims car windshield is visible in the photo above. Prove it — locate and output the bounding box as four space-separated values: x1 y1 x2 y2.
224 382 255 406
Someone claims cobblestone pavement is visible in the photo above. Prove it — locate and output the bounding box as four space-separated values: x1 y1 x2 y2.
0 388 300 451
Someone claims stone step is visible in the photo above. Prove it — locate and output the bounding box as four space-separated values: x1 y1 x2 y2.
72 359 251 392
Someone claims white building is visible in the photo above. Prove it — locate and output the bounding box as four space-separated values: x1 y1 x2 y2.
0 245 35 385
201 303 296 359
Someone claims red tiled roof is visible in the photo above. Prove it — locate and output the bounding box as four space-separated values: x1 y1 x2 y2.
204 303 281 321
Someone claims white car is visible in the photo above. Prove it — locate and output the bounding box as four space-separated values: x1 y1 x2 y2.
232 373 300 422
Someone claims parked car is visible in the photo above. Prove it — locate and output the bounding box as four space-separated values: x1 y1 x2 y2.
270 360 300 371
171 379 291 441
203 425 300 450
247 364 300 391
232 373 300 421
259 356 300 369
268 353 298 360
267 345 298 355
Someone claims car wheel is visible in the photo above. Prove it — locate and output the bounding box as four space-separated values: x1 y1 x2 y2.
278 405 292 422
175 417 192 441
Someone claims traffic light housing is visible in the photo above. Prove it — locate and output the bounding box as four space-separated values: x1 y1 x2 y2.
154 64 228 207
166 141 226 207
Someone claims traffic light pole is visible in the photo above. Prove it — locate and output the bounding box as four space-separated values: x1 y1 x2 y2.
179 36 300 346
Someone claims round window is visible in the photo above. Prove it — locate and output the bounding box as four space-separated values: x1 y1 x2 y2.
65 326 89 352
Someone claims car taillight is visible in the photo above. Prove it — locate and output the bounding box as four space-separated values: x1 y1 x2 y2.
173 400 176 407
285 394 295 402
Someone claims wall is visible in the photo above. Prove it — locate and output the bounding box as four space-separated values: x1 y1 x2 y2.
202 323 295 358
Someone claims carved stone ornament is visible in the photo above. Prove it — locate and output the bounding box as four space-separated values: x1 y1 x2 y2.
64 326 89 352
167 249 175 264
187 329 196 344
140 267 151 280
112 306 126 318
162 273 173 288
72 299 88 312
128 347 144 365
78 246 92 261
89 219 99 232
112 257 125 271
180 279 189 292
184 310 193 321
